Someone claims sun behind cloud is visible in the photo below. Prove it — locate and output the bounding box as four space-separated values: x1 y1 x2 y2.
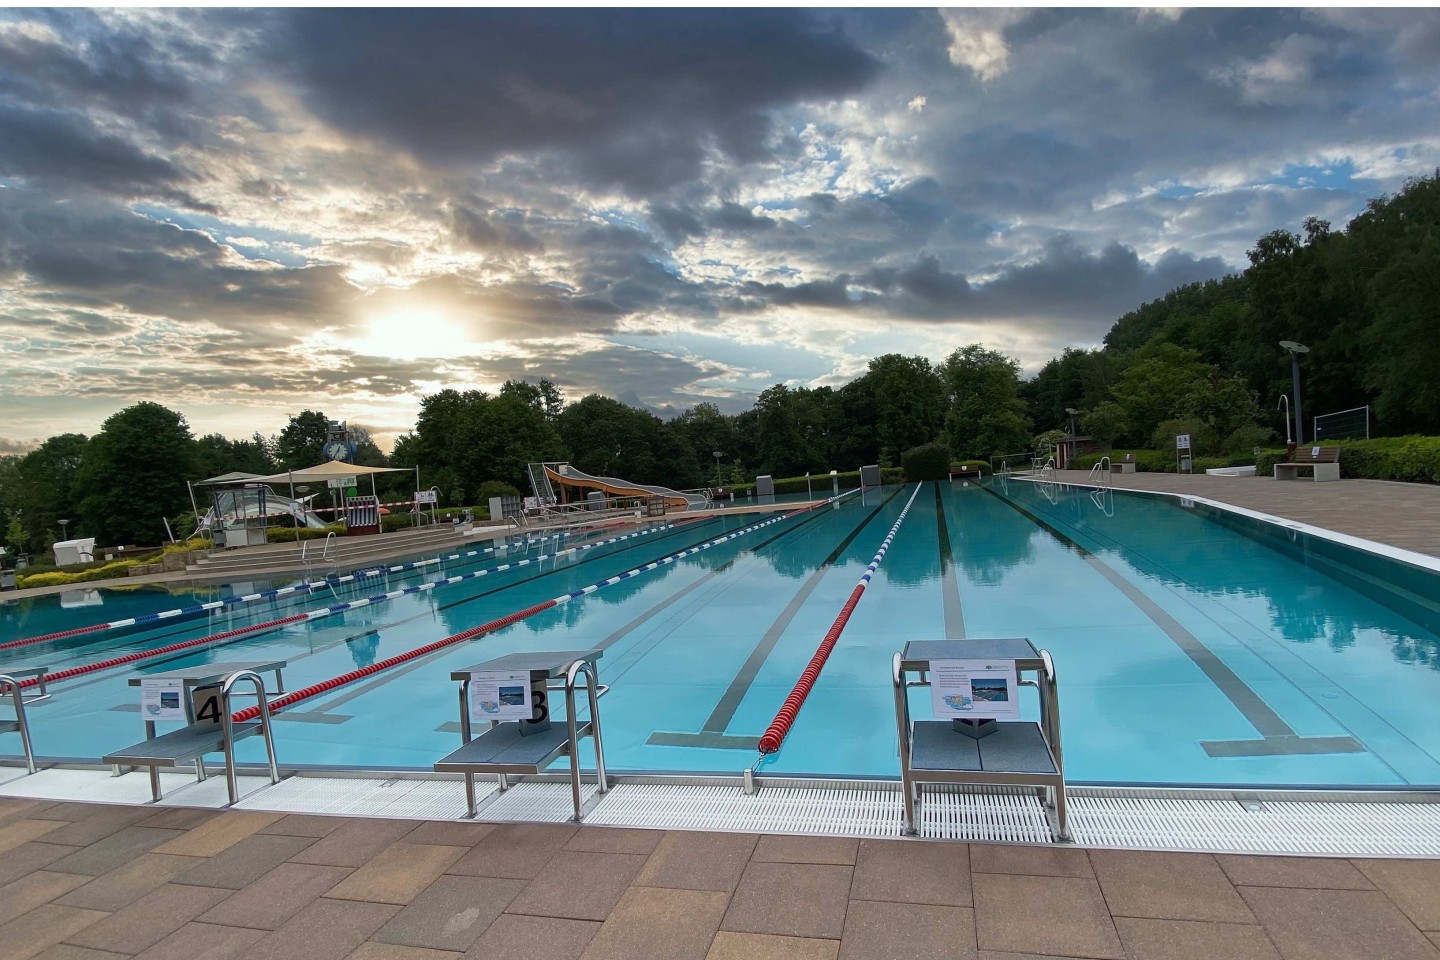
355 303 472 360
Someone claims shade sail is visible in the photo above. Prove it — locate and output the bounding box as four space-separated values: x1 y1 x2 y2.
249 460 408 484
193 471 266 486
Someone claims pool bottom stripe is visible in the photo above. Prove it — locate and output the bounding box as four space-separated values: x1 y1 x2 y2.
934 480 966 639
984 482 1365 759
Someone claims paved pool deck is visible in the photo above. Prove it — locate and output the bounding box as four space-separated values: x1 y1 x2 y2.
4 798 1440 960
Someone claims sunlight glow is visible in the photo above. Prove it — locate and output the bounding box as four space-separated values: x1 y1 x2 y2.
357 305 470 360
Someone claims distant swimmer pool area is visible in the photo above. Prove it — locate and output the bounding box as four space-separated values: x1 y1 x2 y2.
4 477 1440 793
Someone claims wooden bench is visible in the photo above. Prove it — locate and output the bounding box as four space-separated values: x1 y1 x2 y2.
1274 446 1341 482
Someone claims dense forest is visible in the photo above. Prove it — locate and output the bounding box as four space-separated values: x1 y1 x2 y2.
3 172 1438 555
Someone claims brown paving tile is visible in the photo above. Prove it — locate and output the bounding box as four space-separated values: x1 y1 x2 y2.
246 899 400 960
972 874 1123 960
56 854 204 912
0 843 78 886
976 954 1096 960
582 886 730 960
47 827 185 877
506 851 647 922
197 863 352 930
0 872 92 925
970 844 1093 879
289 819 420 869
465 914 599 960
258 814 346 838
721 862 853 940
850 838 969 907
0 819 68 854
1431 933 1440 952
0 904 110 960
31 946 128 960
1090 850 1254 923
153 812 284 858
753 835 857 866
374 875 526 951
1353 859 1440 930
135 809 220 830
446 823 578 880
1239 886 1440 960
706 932 840 960
130 923 266 960
175 834 317 890
838 899 975 960
0 800 69 829
1216 855 1373 891
349 945 460 960
64 883 230 954
562 826 663 855
401 822 495 847
327 842 468 905
1115 918 1280 960
40 808 153 848
634 830 758 892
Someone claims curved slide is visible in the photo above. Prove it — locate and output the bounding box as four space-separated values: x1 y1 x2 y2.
204 486 331 530
544 463 710 509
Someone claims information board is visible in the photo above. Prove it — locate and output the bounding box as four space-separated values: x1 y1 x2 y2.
415 489 438 505
140 678 184 720
469 671 536 721
1175 434 1191 450
930 659 1021 720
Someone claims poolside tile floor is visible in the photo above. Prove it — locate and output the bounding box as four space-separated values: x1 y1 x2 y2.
11 799 1440 960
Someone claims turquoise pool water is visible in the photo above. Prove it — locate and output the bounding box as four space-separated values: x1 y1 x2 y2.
4 480 1440 788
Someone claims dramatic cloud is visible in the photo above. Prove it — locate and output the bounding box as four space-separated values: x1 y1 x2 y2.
1 8 1437 451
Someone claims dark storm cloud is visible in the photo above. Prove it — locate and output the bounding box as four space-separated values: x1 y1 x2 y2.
449 205 544 254
275 8 880 195
0 191 353 340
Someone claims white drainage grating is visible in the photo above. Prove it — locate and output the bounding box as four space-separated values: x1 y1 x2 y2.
918 789 1054 843
0 768 271 808
476 781 599 823
587 781 902 836
233 775 481 820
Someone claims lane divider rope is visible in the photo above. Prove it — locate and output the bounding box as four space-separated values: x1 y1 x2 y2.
0 526 608 652
230 490 860 723
757 483 922 755
11 519 697 689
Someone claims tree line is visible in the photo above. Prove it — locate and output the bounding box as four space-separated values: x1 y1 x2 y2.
4 171 1437 558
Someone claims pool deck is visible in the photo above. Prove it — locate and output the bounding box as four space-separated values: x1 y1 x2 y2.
3 796 1439 960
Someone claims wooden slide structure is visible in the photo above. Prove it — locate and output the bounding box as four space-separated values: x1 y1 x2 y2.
540 463 709 510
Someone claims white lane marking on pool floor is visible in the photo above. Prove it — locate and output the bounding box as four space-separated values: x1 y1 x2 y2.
7 768 1440 857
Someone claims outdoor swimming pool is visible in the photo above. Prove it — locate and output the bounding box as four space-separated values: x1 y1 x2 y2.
4 478 1440 789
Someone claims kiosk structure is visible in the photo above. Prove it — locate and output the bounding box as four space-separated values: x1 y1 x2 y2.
893 638 1068 841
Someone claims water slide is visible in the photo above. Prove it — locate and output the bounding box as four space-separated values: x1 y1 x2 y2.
542 463 710 509
203 486 331 530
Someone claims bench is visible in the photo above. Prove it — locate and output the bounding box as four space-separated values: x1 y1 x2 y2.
1111 454 1137 474
1274 446 1340 482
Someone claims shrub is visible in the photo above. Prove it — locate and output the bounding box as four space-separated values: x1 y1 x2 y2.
17 559 141 589
768 468 904 495
266 524 346 544
475 480 521 503
901 441 952 481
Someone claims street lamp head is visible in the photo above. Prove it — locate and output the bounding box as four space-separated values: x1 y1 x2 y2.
1279 340 1310 354
712 450 722 458
1064 407 1078 415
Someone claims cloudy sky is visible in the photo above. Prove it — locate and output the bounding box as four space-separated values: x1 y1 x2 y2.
3 7 1439 453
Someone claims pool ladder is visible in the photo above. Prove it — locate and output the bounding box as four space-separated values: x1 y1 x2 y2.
1087 456 1112 485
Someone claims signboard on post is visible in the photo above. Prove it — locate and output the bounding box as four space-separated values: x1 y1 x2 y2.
1175 434 1193 474
415 489 438 505
1175 434 1191 450
930 659 1020 720
327 477 357 490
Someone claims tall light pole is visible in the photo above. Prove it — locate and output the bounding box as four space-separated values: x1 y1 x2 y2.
58 518 69 542
712 450 723 492
1064 407 1078 437
1064 407 1079 470
1279 341 1309 445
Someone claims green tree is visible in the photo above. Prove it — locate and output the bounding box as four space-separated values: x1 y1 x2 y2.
861 354 945 465
1109 344 1210 444
76 403 197 545
941 344 1032 460
276 410 330 469
12 433 87 553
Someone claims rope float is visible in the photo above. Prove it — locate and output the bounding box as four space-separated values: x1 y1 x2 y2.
230 491 858 723
0 527 587 653
756 483 922 755
11 520 694 690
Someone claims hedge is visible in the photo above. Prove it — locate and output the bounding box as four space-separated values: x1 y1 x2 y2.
1256 436 1440 482
18 559 143 589
769 468 904 495
901 441 951 481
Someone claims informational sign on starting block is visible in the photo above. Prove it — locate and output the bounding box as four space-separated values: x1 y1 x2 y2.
930 659 1021 720
140 677 184 720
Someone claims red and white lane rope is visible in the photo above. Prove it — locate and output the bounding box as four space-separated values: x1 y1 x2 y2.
756 483 922 755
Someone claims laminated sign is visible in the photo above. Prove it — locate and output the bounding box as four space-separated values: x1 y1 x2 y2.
930 659 1020 720
469 671 536 721
140 677 185 720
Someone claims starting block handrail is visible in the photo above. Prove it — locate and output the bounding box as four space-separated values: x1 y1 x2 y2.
220 669 281 804
0 674 37 774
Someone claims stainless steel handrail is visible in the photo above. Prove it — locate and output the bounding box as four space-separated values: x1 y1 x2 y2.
0 674 36 774
564 658 610 819
219 669 281 804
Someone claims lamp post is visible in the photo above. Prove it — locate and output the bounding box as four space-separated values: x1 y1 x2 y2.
1063 408 1079 469
1279 341 1309 445
712 450 723 492
58 518 69 542
806 471 812 499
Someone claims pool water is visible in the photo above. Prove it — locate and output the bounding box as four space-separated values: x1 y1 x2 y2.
4 480 1440 789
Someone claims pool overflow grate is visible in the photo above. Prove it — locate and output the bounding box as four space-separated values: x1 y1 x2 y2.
10 768 1440 855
